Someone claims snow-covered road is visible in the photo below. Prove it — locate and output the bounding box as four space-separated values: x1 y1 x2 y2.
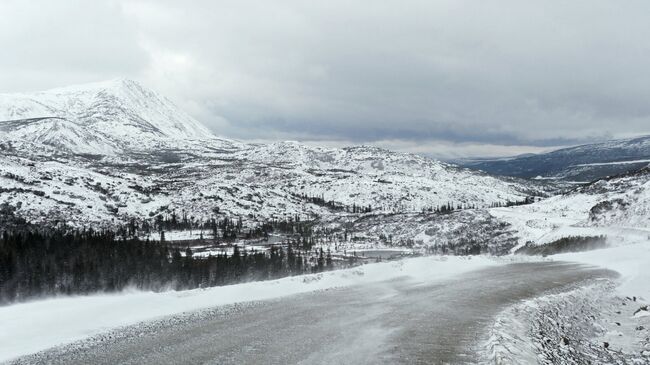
7 262 615 365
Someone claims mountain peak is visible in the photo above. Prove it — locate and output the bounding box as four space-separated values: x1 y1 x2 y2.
0 79 215 154
36 78 143 95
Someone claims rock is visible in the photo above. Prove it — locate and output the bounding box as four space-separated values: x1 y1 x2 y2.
604 342 610 349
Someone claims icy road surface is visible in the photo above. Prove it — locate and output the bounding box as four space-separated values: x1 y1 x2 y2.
10 262 615 365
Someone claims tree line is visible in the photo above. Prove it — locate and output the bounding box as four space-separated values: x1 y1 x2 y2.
0 228 341 305
298 194 372 213
421 196 537 213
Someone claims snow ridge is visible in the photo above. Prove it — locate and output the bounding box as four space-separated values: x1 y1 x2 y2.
0 79 213 154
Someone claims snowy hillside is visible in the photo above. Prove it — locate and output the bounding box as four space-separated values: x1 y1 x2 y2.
0 79 212 154
0 80 550 229
0 139 549 228
324 164 650 256
490 165 650 248
481 169 650 364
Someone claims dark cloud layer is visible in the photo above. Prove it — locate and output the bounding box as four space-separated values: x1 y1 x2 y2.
2 0 649 158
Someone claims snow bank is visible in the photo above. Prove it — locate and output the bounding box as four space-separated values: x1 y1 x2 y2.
483 281 650 364
495 196 650 297
0 255 498 363
554 240 650 299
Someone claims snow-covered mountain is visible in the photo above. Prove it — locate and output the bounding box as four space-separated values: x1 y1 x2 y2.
0 79 212 154
458 136 650 182
0 80 550 228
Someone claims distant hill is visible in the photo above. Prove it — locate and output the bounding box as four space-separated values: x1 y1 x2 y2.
458 136 650 182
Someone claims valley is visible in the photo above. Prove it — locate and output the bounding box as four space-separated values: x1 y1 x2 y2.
1 80 649 364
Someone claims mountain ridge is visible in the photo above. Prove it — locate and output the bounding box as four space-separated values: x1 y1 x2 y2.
0 79 214 154
458 135 650 182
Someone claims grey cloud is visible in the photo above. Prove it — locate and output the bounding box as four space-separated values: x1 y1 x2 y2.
0 0 147 91
1 0 650 157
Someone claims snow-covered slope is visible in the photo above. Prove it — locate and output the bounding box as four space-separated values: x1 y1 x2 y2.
0 117 120 154
490 165 650 249
0 140 549 228
0 80 550 228
232 143 541 212
327 164 650 256
0 79 212 154
484 174 650 364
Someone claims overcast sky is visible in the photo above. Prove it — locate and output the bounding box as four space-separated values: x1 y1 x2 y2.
1 0 649 159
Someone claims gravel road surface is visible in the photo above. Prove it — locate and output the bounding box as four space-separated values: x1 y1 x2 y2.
10 261 615 365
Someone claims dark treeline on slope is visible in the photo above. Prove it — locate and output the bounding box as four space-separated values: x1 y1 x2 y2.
489 196 537 208
0 228 339 305
121 210 311 243
132 210 246 240
515 235 608 256
421 196 537 214
300 193 537 216
118 196 538 247
426 241 490 256
122 216 323 251
298 193 372 213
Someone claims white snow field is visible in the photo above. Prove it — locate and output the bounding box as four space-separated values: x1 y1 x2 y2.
493 199 650 298
556 240 650 299
489 165 650 298
483 244 650 364
482 168 650 363
0 255 498 363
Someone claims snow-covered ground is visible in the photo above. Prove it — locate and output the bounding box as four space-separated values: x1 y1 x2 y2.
483 280 650 364
0 255 498 363
482 239 650 364
483 257 650 364
481 167 650 363
487 167 650 297
556 241 650 299
490 165 650 251
484 200 650 363
0 140 547 229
